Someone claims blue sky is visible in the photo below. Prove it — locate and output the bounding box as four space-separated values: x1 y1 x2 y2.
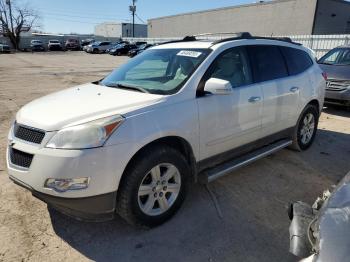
27 0 252 34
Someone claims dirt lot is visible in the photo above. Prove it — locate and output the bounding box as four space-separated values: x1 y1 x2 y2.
0 52 349 262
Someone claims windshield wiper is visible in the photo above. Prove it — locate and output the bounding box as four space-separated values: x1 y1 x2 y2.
104 83 149 93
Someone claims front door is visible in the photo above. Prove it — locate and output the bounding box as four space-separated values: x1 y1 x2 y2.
197 47 263 161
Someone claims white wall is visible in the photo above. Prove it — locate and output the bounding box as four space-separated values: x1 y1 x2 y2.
148 0 317 37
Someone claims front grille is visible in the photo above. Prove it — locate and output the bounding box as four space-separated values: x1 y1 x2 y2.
13 123 45 144
326 79 350 91
9 148 33 168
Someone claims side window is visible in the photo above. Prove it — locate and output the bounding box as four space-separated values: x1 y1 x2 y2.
205 47 252 88
248 45 288 82
281 47 313 75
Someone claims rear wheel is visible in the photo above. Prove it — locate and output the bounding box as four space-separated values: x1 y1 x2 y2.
116 145 190 227
290 104 319 151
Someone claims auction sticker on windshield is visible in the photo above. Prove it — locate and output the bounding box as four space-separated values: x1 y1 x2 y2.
177 50 202 58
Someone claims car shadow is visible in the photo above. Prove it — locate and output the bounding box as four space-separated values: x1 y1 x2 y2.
322 105 350 117
48 182 296 262
48 128 350 262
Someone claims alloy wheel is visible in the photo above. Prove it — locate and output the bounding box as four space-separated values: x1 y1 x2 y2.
300 113 315 145
137 163 181 216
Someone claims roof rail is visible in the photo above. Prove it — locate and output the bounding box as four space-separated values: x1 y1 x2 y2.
192 32 252 38
157 32 252 46
157 32 300 47
156 35 197 46
212 35 301 46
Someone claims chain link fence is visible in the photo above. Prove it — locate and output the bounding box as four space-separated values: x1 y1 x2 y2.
124 34 350 58
1 34 349 58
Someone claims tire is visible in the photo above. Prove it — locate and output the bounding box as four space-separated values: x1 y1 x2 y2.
117 51 122 56
93 48 99 54
116 145 190 227
290 104 319 151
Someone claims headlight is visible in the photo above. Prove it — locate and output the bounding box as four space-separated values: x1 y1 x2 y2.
46 115 124 149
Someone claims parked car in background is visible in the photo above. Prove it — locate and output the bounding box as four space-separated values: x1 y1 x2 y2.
65 39 80 51
7 34 325 227
86 41 113 54
318 45 350 108
0 42 11 53
108 43 137 56
135 41 147 46
288 171 350 262
128 44 153 58
30 40 45 52
105 41 129 53
81 39 95 52
81 39 95 47
48 40 63 51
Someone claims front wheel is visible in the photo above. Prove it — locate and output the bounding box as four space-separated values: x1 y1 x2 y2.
116 145 190 227
290 104 319 151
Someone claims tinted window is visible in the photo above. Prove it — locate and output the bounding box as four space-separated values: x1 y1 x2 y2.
205 47 252 88
318 48 350 65
281 47 313 75
248 45 288 82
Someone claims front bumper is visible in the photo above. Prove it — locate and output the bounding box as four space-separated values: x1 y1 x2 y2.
10 175 116 221
6 124 136 220
325 88 350 106
48 45 62 51
65 45 80 50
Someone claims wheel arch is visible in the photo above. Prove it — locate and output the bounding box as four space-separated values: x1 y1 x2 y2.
120 136 198 188
307 99 320 115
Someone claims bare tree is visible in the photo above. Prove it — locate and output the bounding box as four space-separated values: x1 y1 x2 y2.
0 0 39 49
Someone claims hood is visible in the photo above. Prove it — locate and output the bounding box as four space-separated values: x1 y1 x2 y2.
319 64 350 80
16 83 163 131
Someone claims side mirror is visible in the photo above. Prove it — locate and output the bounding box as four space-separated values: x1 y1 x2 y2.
204 78 232 95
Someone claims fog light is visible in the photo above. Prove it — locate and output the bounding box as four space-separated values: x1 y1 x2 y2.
44 177 90 192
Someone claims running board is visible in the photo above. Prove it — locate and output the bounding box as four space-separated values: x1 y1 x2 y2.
199 139 292 184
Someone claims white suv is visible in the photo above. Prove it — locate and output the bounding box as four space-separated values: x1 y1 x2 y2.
7 33 326 227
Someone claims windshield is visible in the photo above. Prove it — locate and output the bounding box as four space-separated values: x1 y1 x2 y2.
101 48 211 95
318 48 350 65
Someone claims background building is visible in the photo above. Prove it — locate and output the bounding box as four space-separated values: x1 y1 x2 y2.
148 0 350 37
94 22 147 38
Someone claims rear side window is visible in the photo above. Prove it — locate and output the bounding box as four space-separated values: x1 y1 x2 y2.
281 47 313 75
247 45 288 82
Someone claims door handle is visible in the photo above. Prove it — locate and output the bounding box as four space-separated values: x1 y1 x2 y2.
248 96 261 103
290 87 299 93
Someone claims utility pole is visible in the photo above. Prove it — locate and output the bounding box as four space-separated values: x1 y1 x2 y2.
129 0 136 37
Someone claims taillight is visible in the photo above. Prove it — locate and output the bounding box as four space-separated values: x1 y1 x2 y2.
322 72 328 81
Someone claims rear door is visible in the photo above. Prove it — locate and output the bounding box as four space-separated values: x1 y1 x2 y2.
197 47 263 160
247 45 298 137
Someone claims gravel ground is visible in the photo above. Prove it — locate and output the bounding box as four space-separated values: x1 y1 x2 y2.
0 52 349 262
